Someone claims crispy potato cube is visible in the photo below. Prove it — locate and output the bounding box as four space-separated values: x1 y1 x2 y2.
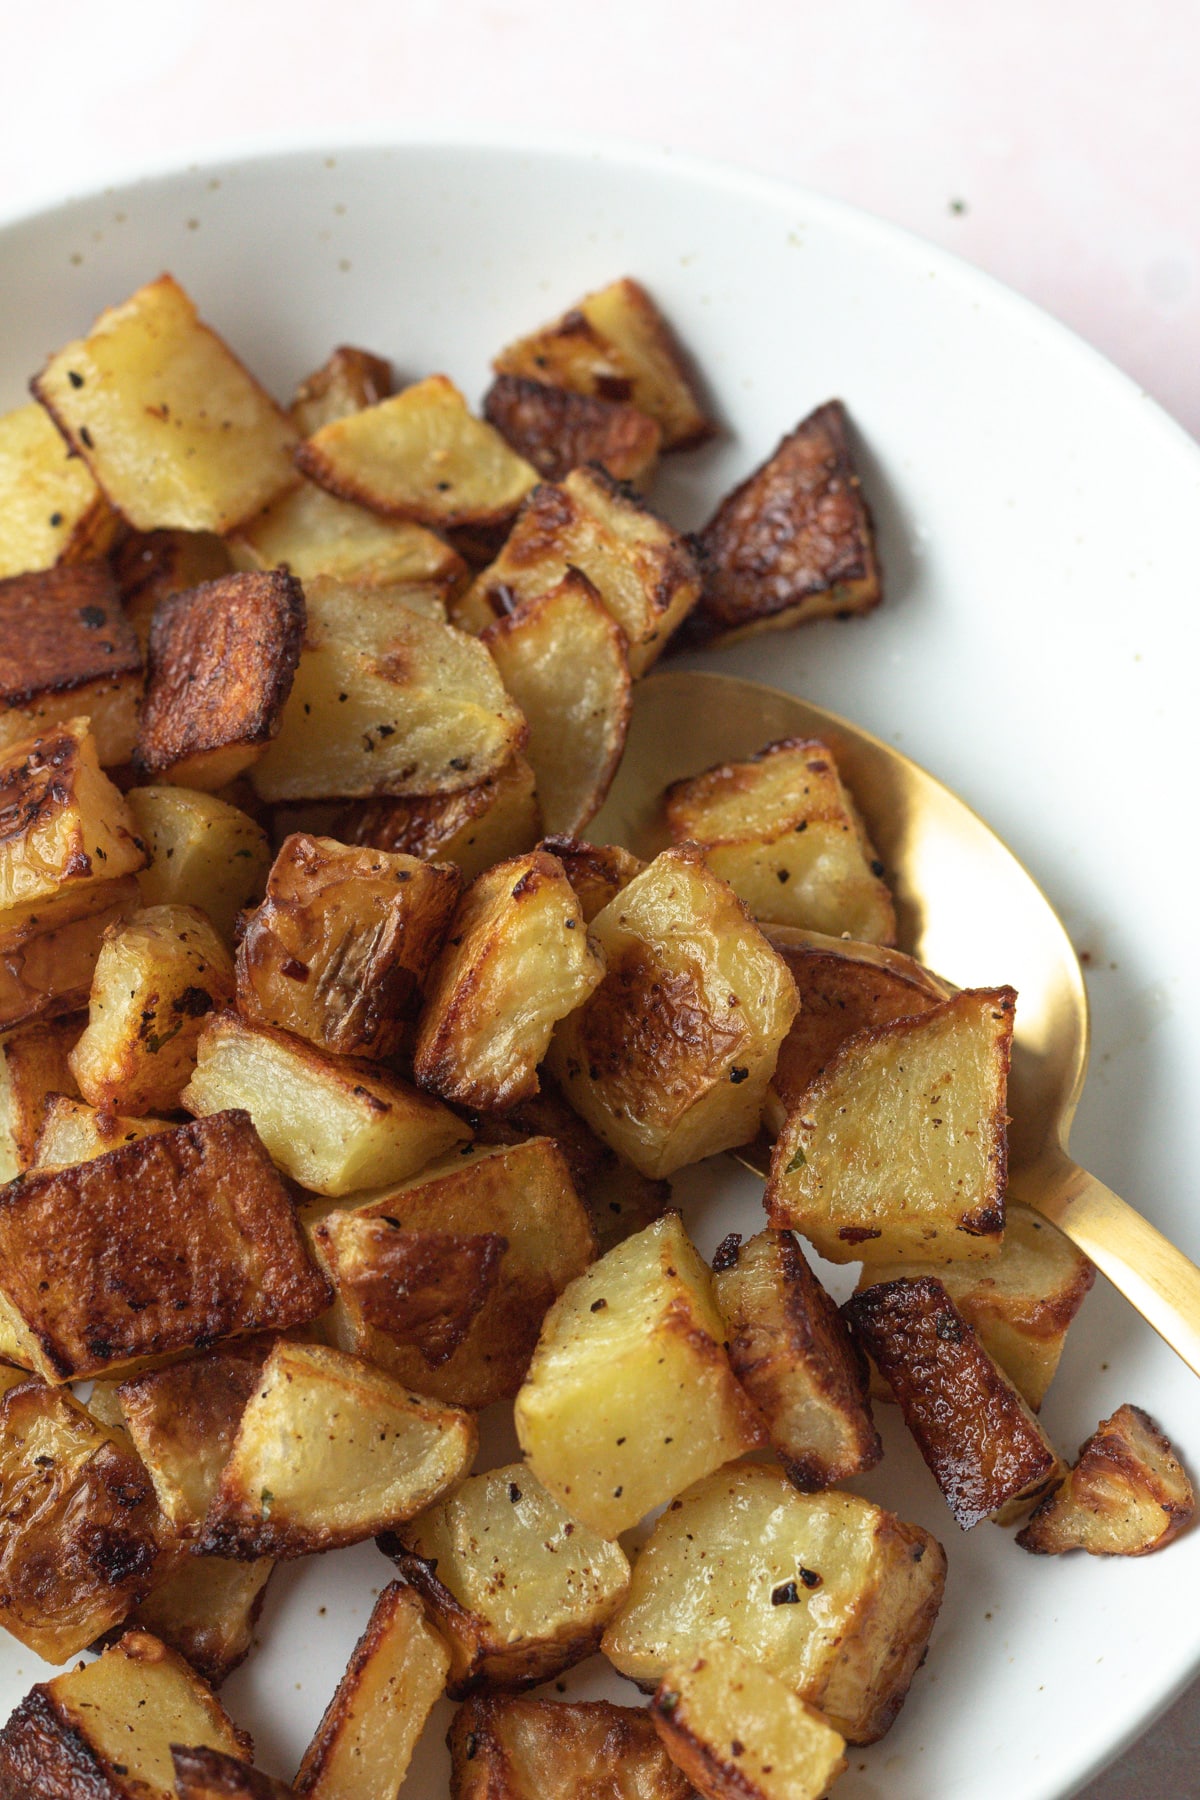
113 527 234 653
0 1374 170 1661
537 836 644 924
0 1629 251 1793
514 1212 764 1536
251 576 526 802
293 1581 448 1798
230 476 466 597
548 845 799 1179
414 850 605 1111
236 833 460 1057
118 1341 269 1534
493 278 713 450
134 1553 274 1687
311 1137 596 1410
173 1747 296 1800
336 751 541 882
602 1464 946 1745
0 1111 331 1382
712 1229 880 1491
457 468 701 675
449 1696 695 1800
33 1093 171 1168
0 1013 80 1181
766 987 1014 1263
482 570 631 837
0 874 140 1030
33 273 298 534
844 1277 1061 1529
0 560 142 764
386 1461 628 1694
126 785 271 939
483 374 662 484
693 401 880 643
0 400 118 579
135 570 305 789
0 718 145 919
857 1202 1095 1410
290 343 393 435
1017 1403 1195 1556
197 1339 476 1558
653 1641 847 1800
184 1011 469 1196
297 375 538 527
664 739 895 942
69 904 235 1113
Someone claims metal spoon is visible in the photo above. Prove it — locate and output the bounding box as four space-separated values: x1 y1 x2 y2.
589 669 1200 1378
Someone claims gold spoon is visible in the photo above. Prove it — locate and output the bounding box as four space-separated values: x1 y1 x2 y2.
589 669 1200 1378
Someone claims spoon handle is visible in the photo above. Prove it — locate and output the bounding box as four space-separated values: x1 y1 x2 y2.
1021 1160 1200 1378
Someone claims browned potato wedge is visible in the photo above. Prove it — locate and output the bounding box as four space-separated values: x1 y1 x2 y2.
0 1629 251 1791
135 570 306 789
230 476 466 596
385 1461 629 1695
652 1641 847 1800
0 1111 330 1382
293 1581 448 1797
297 375 538 527
857 1203 1095 1411
113 527 234 654
69 904 235 1114
514 1212 764 1537
547 845 799 1179
483 374 662 484
449 1695 696 1800
414 850 605 1112
537 836 644 923
134 1554 274 1688
766 987 1014 1263
33 1094 172 1168
33 273 298 534
0 400 118 579
184 1011 469 1196
663 738 895 942
844 1277 1062 1529
0 873 140 1031
712 1229 881 1491
0 560 141 765
311 1136 596 1410
236 833 460 1056
601 1463 946 1745
0 718 146 922
493 278 714 450
456 468 701 675
118 1341 270 1534
336 751 541 882
482 571 631 836
126 785 271 939
197 1339 476 1559
692 400 880 644
1017 1403 1195 1556
174 1747 298 1800
0 1370 171 1661
290 344 393 435
0 1012 80 1181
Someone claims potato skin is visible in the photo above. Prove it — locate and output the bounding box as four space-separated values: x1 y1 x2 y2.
0 876 140 1031
173 1746 298 1800
482 375 661 484
1017 1403 1195 1556
448 1695 696 1800
0 561 142 765
290 343 393 435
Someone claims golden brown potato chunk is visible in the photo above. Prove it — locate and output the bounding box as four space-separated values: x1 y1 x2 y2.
385 1462 630 1695
766 987 1014 1263
135 570 306 790
0 560 142 765
844 1277 1062 1529
414 850 605 1112
0 1370 171 1662
712 1229 881 1491
126 785 271 939
691 400 880 643
493 278 714 450
33 272 298 534
134 1553 274 1687
0 718 145 921
229 477 466 595
336 752 541 882
483 374 662 485
515 1212 764 1537
0 874 140 1031
601 1463 946 1745
118 1341 269 1535
449 1695 696 1800
290 343 393 435
236 833 460 1057
548 846 799 1179
319 1224 506 1368
0 400 118 580
113 526 234 653
0 1110 330 1382
0 1012 80 1181
1017 1403 1195 1556
32 1093 171 1168
174 1745 297 1800
537 836 644 924
663 739 895 943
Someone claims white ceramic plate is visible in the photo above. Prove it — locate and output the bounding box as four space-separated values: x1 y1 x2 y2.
1 135 1197 1800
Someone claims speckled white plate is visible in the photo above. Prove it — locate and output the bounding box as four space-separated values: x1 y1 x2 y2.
1 134 1198 1800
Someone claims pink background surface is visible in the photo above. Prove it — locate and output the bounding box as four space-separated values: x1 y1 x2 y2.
1 3 1195 1791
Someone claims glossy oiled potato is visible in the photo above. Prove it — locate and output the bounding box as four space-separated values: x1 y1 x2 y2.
448 1696 696 1800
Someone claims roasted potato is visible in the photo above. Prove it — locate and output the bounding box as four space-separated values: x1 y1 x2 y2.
547 845 799 1179
1017 1403 1195 1556
0 559 142 765
449 1695 696 1800
0 399 118 579
134 1553 274 1687
33 272 298 533
125 784 271 939
229 477 466 595
537 836 644 924
197 1338 477 1559
173 1747 297 1800
601 1463 946 1745
336 751 541 882
290 343 393 435
0 1012 80 1181
514 1212 764 1537
482 374 662 484
384 1461 630 1694
32 1093 171 1168
712 1229 881 1491
0 718 146 921
118 1341 270 1534
0 874 140 1031
113 526 234 653
766 987 1014 1263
